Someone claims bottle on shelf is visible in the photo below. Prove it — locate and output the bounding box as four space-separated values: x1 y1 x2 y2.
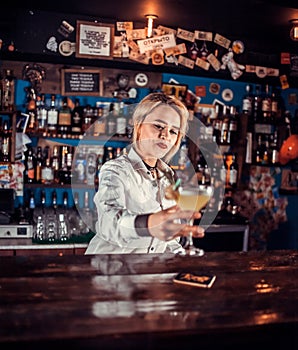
115 101 127 137
219 105 230 145
82 104 94 135
58 97 72 138
41 157 54 185
220 153 228 187
1 69 15 112
81 191 94 235
36 93 48 135
261 84 272 123
0 120 12 162
47 94 59 137
270 131 279 165
28 190 36 224
35 146 43 184
227 106 238 145
74 147 86 183
50 145 60 183
86 152 97 186
93 102 106 136
24 146 36 184
106 103 117 136
242 84 253 115
58 146 73 184
252 84 262 123
228 153 238 188
71 98 83 137
255 134 263 164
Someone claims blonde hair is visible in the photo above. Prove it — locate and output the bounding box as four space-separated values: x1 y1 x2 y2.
132 92 189 162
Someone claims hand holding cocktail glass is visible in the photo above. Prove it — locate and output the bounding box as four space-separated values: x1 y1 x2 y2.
166 178 213 256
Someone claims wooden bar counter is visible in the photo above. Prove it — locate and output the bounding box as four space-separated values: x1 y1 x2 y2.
1 250 298 349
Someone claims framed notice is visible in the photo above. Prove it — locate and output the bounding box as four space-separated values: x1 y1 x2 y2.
61 69 103 96
76 20 114 59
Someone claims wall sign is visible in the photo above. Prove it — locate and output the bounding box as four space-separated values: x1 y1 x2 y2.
61 68 103 96
76 20 114 59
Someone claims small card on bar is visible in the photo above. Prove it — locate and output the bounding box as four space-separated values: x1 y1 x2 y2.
173 272 216 288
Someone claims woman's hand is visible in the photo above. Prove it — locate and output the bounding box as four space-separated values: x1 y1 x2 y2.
147 205 205 241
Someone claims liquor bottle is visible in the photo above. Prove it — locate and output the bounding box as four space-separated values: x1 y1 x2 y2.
41 157 54 185
37 93 48 135
93 103 106 136
94 151 104 192
103 146 115 163
86 152 97 186
270 90 279 121
82 104 94 135
69 192 85 236
47 94 59 137
71 98 83 137
242 84 253 115
255 135 263 164
0 120 12 162
25 147 36 183
81 191 94 234
227 106 238 145
212 105 222 145
58 192 69 241
58 213 68 241
261 84 272 123
106 103 117 136
28 190 36 224
252 84 262 123
219 105 229 145
228 153 238 188
270 131 279 165
58 97 72 138
58 146 73 184
1 69 15 111
52 190 58 214
74 147 86 183
220 153 228 186
115 102 127 137
50 145 60 183
40 190 46 214
35 146 43 184
261 135 270 165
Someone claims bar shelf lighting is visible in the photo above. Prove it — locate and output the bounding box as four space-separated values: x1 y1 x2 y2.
145 14 158 38
290 19 298 41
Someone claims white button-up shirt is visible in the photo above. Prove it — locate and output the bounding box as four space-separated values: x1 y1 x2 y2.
85 145 181 254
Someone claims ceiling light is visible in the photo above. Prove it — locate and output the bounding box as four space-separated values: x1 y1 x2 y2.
145 14 158 38
289 19 298 41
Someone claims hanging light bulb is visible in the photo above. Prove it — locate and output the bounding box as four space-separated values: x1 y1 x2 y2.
145 14 158 38
289 19 298 41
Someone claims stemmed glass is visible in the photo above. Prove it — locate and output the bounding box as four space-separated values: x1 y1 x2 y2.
173 183 213 256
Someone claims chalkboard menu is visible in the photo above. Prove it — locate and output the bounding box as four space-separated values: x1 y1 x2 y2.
61 69 102 96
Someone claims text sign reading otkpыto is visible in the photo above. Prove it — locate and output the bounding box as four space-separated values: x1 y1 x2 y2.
137 34 176 54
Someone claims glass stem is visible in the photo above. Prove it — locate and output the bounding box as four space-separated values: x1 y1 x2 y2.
188 218 194 247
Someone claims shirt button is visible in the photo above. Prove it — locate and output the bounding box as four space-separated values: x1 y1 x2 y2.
150 247 154 251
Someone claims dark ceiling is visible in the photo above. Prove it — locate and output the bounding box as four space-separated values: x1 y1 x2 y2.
1 0 298 54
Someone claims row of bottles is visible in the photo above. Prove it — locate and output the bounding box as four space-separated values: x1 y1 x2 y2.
196 150 238 189
24 93 133 139
242 84 291 166
24 145 74 185
24 189 96 243
0 118 12 162
196 104 239 147
241 83 280 124
24 144 127 186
